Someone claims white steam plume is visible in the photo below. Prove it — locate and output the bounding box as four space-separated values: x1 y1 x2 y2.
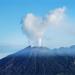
22 6 66 47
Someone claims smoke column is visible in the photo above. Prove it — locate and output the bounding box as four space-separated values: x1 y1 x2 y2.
22 7 65 47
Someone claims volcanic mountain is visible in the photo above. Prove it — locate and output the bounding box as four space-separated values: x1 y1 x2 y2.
0 46 75 75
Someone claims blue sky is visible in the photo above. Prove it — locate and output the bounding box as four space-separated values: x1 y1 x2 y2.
0 0 75 51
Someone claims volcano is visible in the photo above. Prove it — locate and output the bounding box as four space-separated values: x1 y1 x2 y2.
0 46 75 75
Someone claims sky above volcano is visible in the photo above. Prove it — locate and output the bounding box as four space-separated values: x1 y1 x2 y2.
0 0 75 50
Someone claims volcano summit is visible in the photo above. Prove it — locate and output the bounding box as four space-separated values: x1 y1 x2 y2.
0 46 75 75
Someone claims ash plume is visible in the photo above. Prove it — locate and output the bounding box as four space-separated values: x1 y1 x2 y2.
22 7 66 47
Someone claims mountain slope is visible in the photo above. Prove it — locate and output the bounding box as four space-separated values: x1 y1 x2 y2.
0 46 75 75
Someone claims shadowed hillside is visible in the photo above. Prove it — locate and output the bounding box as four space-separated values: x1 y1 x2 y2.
0 46 75 75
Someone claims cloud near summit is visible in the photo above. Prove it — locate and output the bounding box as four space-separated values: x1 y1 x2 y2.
23 6 66 36
24 6 66 29
22 6 66 46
